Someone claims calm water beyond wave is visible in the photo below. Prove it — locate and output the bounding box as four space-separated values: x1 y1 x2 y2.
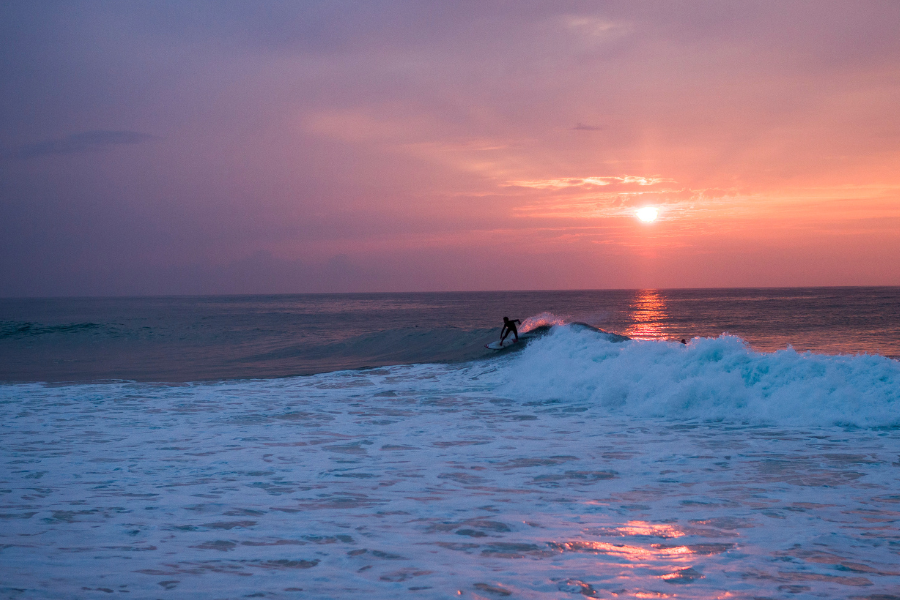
2 288 899 599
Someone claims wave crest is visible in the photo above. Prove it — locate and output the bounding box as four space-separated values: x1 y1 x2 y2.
498 325 900 428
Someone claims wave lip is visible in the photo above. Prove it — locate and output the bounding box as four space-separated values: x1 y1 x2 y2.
499 325 900 428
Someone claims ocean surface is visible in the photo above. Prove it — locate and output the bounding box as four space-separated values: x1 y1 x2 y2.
2 287 899 382
1 288 899 599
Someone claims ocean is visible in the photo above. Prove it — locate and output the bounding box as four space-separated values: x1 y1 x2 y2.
1 287 899 599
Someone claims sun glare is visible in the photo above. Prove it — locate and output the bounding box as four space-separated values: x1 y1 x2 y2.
637 206 658 222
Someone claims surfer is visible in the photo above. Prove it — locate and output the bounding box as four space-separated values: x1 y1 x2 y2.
500 316 521 344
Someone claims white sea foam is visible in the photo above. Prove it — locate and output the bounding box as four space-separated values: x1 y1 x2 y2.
498 326 900 428
2 331 900 598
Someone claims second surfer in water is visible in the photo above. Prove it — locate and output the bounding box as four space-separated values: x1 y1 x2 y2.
500 316 521 344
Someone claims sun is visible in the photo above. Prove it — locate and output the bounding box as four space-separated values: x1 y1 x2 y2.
636 206 658 223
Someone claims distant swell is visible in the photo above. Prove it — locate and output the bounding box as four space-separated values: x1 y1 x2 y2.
0 321 104 339
497 325 900 428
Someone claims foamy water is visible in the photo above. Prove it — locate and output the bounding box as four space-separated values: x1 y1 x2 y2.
2 328 899 598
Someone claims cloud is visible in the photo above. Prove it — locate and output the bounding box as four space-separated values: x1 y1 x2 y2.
572 123 602 131
507 176 671 190
12 130 157 160
561 14 630 43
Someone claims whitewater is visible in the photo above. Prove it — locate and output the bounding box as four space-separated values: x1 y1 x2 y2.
2 325 899 599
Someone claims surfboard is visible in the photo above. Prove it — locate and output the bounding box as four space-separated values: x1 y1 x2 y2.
485 338 519 350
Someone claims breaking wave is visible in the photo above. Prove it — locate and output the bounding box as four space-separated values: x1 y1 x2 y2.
494 325 900 428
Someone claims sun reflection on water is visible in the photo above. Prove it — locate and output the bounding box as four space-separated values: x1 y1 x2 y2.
544 520 733 595
589 521 686 538
550 539 694 559
624 289 670 341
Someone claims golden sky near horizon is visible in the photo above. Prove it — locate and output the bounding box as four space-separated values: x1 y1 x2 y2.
1 1 899 294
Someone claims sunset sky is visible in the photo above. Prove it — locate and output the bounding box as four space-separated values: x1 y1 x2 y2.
2 1 899 295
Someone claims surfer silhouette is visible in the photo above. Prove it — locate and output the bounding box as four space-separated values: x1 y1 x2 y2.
500 317 521 344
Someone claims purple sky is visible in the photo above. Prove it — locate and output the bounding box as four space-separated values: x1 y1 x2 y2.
2 1 899 296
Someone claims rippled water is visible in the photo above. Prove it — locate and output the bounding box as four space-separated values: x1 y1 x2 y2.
3 354 899 599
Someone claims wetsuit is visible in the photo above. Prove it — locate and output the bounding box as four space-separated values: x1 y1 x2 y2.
500 318 521 343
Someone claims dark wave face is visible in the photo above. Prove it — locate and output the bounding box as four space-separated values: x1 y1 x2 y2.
239 326 503 374
0 287 898 382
